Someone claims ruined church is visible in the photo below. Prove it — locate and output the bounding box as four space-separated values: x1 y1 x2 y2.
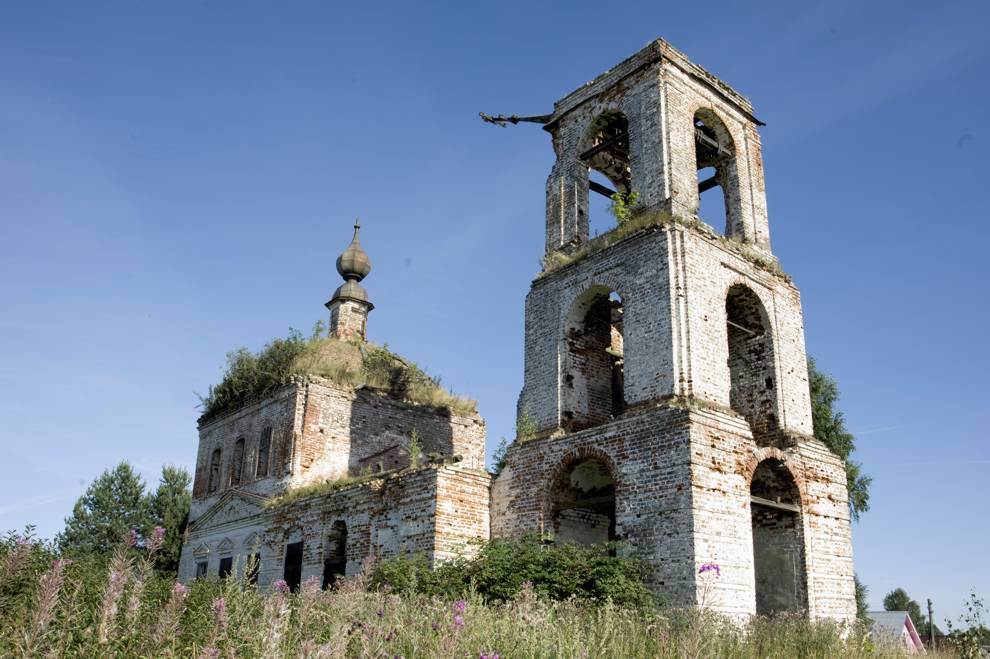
178 39 857 620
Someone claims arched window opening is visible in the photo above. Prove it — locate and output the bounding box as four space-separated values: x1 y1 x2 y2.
726 285 778 440
750 459 807 615
694 110 736 236
322 520 348 589
551 458 616 547
207 448 222 494
229 438 245 486
256 427 272 478
580 112 631 237
562 287 625 432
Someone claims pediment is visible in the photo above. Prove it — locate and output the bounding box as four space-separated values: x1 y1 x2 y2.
193 543 210 558
217 537 234 554
188 489 268 532
243 532 263 549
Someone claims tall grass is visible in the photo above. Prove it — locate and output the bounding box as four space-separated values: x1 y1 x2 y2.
0 531 955 658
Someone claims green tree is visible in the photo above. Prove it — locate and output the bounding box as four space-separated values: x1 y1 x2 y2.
883 587 941 635
808 358 872 520
56 461 151 556
854 574 869 620
148 465 191 572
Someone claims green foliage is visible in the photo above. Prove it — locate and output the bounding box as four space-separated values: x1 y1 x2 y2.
882 587 940 636
57 462 151 557
56 463 192 568
539 210 789 282
0 528 960 658
808 358 872 521
370 534 656 610
946 590 989 659
148 465 191 572
408 429 422 469
515 407 538 441
854 574 869 620
198 331 477 423
263 473 376 509
489 437 509 477
609 190 640 224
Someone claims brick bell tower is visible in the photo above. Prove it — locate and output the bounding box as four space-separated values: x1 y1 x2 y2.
489 39 855 621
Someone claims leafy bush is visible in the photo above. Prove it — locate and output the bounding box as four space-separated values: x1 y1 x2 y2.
369 534 656 609
198 329 477 423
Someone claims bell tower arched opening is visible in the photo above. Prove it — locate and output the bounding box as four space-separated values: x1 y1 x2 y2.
580 112 631 238
750 459 808 615
694 109 741 238
561 287 625 432
726 284 778 439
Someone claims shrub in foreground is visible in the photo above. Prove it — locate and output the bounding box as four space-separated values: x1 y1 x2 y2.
369 534 655 609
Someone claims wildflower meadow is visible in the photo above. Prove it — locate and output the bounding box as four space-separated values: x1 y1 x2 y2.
0 529 964 658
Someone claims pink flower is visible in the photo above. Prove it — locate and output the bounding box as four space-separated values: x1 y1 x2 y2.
212 597 227 630
147 526 166 554
273 579 290 593
172 582 189 598
453 600 467 614
453 614 465 628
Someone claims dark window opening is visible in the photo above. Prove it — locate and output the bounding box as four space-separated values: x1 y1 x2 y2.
694 110 736 236
246 553 261 584
218 556 233 579
256 427 272 478
195 561 208 579
322 521 348 590
283 541 303 593
751 459 807 615
580 112 631 237
562 288 625 432
207 448 222 494
551 458 616 550
726 284 778 440
229 437 245 486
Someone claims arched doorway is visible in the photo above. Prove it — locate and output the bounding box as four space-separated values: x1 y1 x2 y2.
750 459 808 614
550 457 616 547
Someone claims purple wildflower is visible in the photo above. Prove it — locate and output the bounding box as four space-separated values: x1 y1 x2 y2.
453 599 467 614
698 562 720 577
376 608 385 618
453 614 465 628
212 597 228 630
273 579 290 594
146 526 166 554
199 648 221 659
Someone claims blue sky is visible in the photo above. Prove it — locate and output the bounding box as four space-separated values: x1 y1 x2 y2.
1 0 987 624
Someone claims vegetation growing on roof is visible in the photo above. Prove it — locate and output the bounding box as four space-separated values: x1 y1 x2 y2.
539 210 789 281
197 323 478 424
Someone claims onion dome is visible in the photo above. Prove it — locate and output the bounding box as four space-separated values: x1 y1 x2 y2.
336 219 371 282
331 279 371 305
